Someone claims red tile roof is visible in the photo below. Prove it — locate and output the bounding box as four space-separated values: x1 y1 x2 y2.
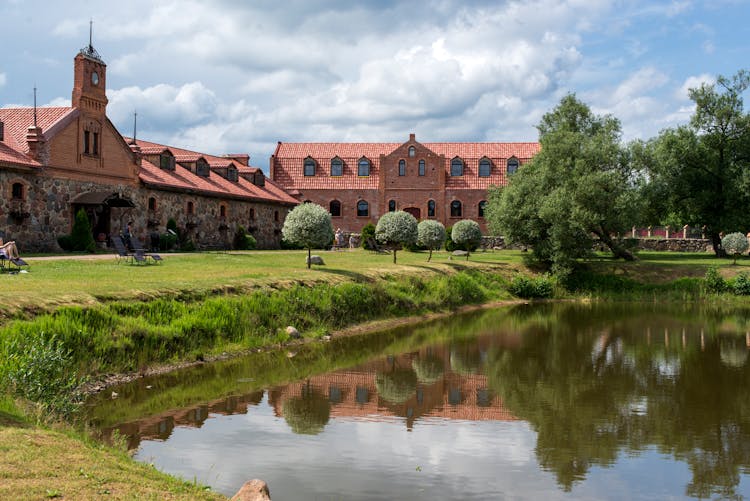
0 106 77 167
273 141 540 191
133 139 297 205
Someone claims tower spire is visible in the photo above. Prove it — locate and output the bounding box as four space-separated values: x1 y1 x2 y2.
79 18 102 61
132 111 137 144
89 18 93 51
33 85 38 128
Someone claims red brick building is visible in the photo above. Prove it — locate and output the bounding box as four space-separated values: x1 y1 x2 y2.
0 43 297 251
270 134 539 232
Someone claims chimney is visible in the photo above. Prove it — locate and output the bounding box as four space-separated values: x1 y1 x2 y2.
129 142 142 166
26 125 48 163
409 133 415 142
222 153 249 166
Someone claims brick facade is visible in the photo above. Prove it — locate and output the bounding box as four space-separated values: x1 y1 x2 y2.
270 134 540 233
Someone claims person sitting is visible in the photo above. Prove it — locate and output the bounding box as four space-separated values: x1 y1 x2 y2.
0 238 20 260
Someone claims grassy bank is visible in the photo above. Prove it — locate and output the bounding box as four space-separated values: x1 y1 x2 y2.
1 248 749 499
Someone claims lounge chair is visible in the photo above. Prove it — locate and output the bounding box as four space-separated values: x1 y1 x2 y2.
0 248 29 272
111 236 134 264
365 237 389 254
131 236 163 263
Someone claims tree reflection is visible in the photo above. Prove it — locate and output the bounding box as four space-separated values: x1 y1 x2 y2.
376 367 418 404
486 303 750 498
282 381 331 435
412 353 444 384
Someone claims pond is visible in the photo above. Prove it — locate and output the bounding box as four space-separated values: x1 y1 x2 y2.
87 303 750 500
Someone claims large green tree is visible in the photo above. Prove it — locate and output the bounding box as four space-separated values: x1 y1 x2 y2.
281 203 334 268
638 70 750 256
486 95 639 276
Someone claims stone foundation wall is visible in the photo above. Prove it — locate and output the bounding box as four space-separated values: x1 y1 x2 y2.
0 170 291 252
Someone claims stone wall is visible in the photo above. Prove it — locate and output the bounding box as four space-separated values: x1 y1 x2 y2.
0 169 290 252
480 236 713 253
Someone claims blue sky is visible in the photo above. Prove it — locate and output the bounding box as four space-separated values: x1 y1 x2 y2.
1 0 749 171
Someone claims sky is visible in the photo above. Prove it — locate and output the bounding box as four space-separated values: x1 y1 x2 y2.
1 0 749 172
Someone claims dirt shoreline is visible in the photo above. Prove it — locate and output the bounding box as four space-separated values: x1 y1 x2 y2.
80 298 528 396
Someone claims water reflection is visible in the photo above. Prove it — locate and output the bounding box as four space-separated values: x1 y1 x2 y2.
91 303 750 499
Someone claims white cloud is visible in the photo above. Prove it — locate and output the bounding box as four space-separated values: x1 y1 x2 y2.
108 82 218 129
675 74 715 100
0 73 6 87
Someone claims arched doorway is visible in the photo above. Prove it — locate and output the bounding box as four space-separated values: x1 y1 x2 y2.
70 191 135 242
403 207 421 219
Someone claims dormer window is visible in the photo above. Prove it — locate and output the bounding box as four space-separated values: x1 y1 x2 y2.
196 158 210 177
479 158 492 177
451 157 464 176
304 157 316 176
253 171 265 187
507 157 519 175
160 152 176 171
331 157 343 176
419 159 425 176
399 159 406 176
227 166 239 182
358 157 371 176
408 146 416 157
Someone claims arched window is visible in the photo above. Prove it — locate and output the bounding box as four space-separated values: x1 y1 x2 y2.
330 200 342 217
331 157 343 176
249 208 256 220
11 182 24 200
399 159 406 176
479 158 491 177
427 199 436 217
450 200 462 217
408 146 416 157
358 157 370 176
478 200 487 218
388 200 396 212
418 159 425 176
148 197 157 211
220 205 227 218
357 200 369 217
451 157 464 176
507 157 519 175
274 210 279 222
187 201 194 215
303 157 316 176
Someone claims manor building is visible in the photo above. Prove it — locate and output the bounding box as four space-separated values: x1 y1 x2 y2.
0 43 296 252
270 135 539 232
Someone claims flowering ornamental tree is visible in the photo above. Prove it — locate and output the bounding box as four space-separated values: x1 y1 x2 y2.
281 203 334 269
451 219 482 260
417 220 446 262
375 211 418 264
721 232 749 265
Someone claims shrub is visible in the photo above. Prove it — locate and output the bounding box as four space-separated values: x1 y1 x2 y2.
375 211 418 264
282 203 334 268
451 220 482 258
360 223 376 249
56 234 74 252
444 225 456 252
733 272 750 295
70 208 96 252
722 232 749 264
417 220 446 261
703 267 727 294
159 232 178 251
508 275 554 299
233 226 257 250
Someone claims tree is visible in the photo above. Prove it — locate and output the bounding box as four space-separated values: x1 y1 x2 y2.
640 70 750 256
281 203 334 269
486 94 639 277
417 220 446 261
450 220 482 260
375 210 418 264
71 208 96 252
721 232 748 265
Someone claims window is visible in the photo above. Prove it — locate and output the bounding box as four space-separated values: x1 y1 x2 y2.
478 200 487 218
11 182 24 200
451 157 464 176
92 132 99 156
427 199 436 217
249 208 256 220
220 205 227 218
303 157 316 176
358 157 370 176
399 159 406 176
227 166 239 182
408 146 416 157
148 197 157 211
274 210 279 222
357 200 369 217
451 200 462 217
507 157 519 175
196 158 210 177
83 130 90 154
388 200 396 212
418 159 425 176
330 200 341 217
160 152 175 171
187 201 194 215
331 157 343 176
479 158 491 177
